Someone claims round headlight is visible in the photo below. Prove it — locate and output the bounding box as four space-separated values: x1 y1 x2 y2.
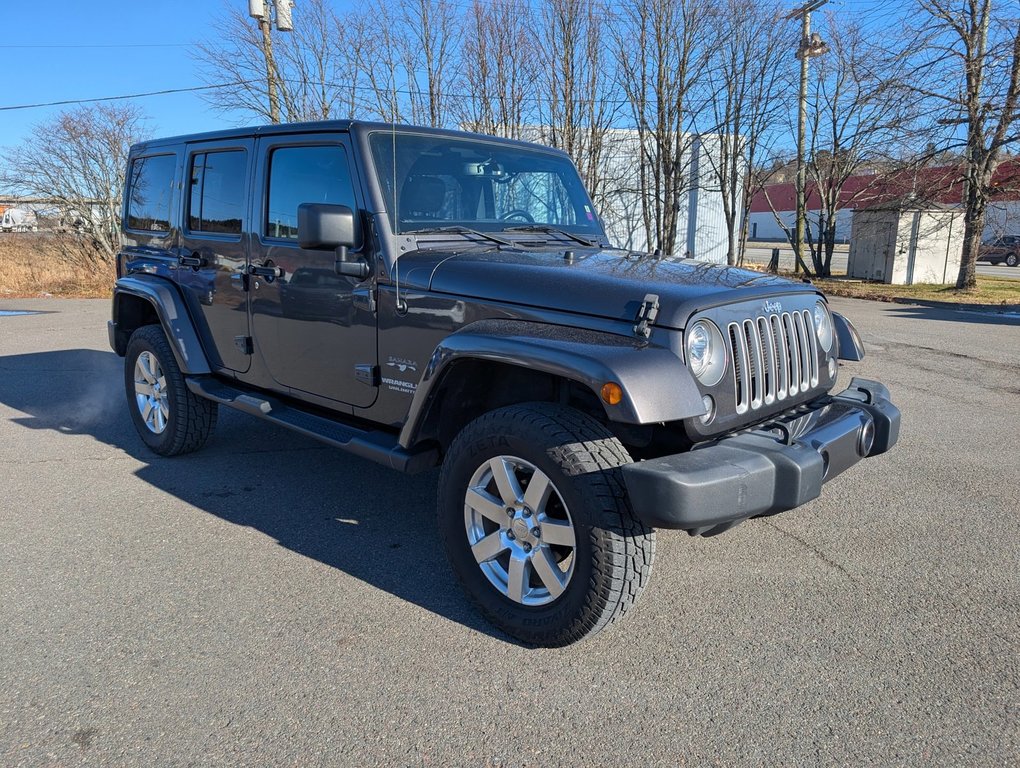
813 301 834 352
685 320 726 387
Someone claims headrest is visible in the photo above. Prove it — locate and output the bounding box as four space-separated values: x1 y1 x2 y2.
400 176 446 218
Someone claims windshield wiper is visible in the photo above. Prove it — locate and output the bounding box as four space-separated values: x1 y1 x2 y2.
502 225 599 248
404 225 512 247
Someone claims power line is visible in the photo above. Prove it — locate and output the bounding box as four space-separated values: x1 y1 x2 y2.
0 43 191 49
0 82 257 112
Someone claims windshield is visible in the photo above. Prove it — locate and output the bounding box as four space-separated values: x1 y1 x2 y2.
369 131 603 238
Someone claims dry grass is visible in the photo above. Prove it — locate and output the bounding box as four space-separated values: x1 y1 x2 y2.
811 275 1020 306
0 234 114 298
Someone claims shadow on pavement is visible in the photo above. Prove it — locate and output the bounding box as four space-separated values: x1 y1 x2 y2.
883 303 1020 325
0 348 511 643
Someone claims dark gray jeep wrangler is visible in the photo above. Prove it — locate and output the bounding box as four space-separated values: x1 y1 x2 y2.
110 121 899 645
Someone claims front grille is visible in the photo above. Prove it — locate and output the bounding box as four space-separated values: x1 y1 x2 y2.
728 310 819 415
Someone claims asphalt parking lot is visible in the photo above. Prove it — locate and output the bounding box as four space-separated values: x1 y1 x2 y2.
1 297 1018 767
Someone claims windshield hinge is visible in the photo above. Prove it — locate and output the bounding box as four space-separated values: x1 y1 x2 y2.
633 294 660 339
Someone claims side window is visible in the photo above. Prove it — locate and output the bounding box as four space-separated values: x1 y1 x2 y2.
188 150 246 235
265 145 357 240
126 154 176 232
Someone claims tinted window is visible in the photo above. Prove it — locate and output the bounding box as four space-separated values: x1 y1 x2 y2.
188 150 246 235
126 154 176 232
266 145 357 240
369 132 599 234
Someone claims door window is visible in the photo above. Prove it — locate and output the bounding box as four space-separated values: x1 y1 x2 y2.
188 150 246 235
265 145 357 240
126 154 176 232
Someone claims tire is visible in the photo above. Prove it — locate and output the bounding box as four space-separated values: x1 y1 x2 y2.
438 403 655 646
1006 253 1019 267
124 324 217 456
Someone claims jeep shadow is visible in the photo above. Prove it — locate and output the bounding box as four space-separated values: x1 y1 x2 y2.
0 348 507 641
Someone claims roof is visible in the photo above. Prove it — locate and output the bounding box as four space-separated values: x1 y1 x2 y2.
750 159 1020 214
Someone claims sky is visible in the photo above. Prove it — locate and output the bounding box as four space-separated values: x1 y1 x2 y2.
1 0 906 153
0 0 284 150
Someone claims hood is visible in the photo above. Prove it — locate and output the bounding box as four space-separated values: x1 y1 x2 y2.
396 246 817 330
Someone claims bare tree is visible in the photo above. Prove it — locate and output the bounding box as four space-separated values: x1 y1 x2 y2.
397 0 461 127
702 0 794 265
458 0 539 139
1 104 148 269
195 0 352 123
536 0 620 206
903 0 1020 288
801 18 915 276
614 0 711 254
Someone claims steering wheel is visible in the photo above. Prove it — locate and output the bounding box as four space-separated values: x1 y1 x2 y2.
500 209 535 223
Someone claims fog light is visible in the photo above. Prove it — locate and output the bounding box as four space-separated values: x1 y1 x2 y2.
858 419 876 457
828 357 837 378
601 382 623 405
699 394 715 425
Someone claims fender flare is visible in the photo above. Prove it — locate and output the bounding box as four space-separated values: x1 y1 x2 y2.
110 275 211 375
398 319 705 449
832 311 865 361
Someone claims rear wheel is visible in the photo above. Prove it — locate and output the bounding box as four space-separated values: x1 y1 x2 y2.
124 325 217 456
438 403 655 646
1006 253 1018 267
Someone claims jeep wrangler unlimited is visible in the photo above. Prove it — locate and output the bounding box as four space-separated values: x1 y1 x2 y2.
110 121 900 646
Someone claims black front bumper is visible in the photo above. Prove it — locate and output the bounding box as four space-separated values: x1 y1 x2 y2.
621 378 900 535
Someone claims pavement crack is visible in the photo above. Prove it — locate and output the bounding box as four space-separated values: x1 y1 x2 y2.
764 519 858 583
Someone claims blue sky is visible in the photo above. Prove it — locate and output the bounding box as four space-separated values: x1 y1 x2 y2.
1 0 276 149
1 0 904 152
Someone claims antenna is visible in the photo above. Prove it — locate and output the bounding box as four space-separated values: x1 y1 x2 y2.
392 93 407 314
248 0 266 20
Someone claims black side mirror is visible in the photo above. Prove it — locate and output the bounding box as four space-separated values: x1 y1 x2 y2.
297 203 369 279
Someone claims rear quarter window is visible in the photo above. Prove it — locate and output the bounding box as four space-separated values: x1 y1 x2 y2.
126 154 176 232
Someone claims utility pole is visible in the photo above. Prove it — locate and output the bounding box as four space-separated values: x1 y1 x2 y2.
786 0 828 274
248 1 294 124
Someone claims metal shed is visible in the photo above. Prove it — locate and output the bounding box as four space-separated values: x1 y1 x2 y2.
847 207 964 284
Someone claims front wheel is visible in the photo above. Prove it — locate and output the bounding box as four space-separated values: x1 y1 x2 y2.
1006 253 1019 267
438 403 655 646
124 325 217 456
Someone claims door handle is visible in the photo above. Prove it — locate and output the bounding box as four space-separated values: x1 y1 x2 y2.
178 251 204 268
247 263 284 282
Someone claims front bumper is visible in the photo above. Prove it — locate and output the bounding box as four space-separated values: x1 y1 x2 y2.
621 377 900 535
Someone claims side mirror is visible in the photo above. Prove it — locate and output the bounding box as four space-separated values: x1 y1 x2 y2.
297 203 369 279
298 203 357 250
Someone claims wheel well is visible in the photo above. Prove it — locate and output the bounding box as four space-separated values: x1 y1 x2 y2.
112 293 159 355
413 360 608 454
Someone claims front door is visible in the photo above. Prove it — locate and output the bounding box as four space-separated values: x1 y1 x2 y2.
177 139 253 373
249 134 378 408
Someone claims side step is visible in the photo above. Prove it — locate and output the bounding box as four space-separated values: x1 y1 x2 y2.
186 376 438 474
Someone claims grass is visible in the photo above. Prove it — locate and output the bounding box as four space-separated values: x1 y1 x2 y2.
810 275 1020 306
0 234 113 298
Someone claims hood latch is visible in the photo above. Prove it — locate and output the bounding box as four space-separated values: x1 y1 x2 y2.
633 293 660 339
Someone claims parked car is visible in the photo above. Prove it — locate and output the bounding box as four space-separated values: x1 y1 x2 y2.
978 235 1020 267
109 121 900 645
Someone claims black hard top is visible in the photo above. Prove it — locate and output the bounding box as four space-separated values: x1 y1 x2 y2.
129 119 569 157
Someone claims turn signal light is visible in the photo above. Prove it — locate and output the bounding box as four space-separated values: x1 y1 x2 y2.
601 382 623 405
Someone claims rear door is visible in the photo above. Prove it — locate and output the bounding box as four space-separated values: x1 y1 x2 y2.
177 139 253 373
249 133 378 408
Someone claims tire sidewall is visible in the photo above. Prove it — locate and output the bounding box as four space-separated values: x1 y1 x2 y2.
438 412 614 642
124 329 182 454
